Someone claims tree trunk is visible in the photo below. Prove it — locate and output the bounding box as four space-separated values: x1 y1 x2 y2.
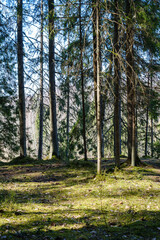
114 0 120 167
93 0 104 158
92 0 97 116
38 0 44 160
66 32 70 162
17 0 26 157
48 0 59 158
145 74 149 157
79 0 87 161
131 87 136 166
126 0 136 166
100 54 113 158
119 92 122 155
38 0 43 159
150 72 153 157
96 0 101 174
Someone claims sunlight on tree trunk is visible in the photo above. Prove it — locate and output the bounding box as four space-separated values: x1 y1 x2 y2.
38 0 44 160
96 0 101 174
17 0 26 157
48 0 59 158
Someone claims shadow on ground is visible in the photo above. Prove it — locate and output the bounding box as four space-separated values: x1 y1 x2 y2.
0 209 160 239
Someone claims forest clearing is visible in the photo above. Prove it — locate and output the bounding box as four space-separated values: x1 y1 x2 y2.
0 158 160 240
1 0 160 239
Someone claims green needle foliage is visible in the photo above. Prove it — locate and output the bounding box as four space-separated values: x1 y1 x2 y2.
0 9 19 159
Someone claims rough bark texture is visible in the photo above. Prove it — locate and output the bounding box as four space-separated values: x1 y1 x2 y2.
66 33 70 162
126 0 141 166
79 0 87 161
126 0 135 165
93 0 104 158
38 0 44 160
17 0 26 157
114 0 120 167
96 0 101 174
145 75 149 157
48 0 59 158
150 74 154 157
92 0 97 116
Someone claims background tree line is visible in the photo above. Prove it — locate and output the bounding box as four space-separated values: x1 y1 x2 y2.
0 0 160 173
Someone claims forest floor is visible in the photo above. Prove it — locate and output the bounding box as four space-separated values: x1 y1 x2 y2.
0 158 160 240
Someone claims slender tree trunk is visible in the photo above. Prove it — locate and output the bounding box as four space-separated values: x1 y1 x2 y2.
134 78 141 165
135 83 138 158
96 0 101 174
93 0 104 158
145 74 149 157
126 0 136 166
131 86 136 166
150 73 153 157
145 108 149 156
101 54 113 158
38 0 44 160
48 0 59 158
92 0 97 116
114 0 120 167
66 33 70 162
119 91 122 155
151 117 153 157
79 0 87 161
17 0 26 157
101 100 104 158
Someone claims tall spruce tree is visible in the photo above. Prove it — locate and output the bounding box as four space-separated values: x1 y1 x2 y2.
0 6 18 159
38 0 44 160
96 0 101 174
48 0 59 158
17 0 27 157
113 0 120 167
79 0 87 161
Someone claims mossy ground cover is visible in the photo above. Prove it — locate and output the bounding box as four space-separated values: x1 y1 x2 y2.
0 159 160 240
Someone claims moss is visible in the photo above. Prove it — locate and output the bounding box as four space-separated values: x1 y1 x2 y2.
0 161 160 239
68 160 95 168
9 156 38 165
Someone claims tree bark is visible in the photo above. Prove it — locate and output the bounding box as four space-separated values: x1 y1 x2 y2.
66 32 70 162
17 0 26 157
96 0 101 174
93 0 104 159
145 74 149 157
114 0 120 167
150 72 153 157
48 0 59 158
92 0 97 116
79 0 87 161
38 0 44 160
126 0 136 166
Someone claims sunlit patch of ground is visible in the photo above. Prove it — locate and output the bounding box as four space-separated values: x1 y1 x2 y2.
0 159 160 239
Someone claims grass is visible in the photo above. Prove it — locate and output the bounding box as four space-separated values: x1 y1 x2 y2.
0 158 160 239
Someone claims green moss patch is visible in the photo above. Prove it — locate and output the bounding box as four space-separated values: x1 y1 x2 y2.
0 160 160 239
